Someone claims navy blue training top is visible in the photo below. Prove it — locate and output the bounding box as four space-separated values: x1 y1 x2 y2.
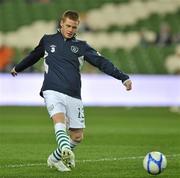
15 31 130 99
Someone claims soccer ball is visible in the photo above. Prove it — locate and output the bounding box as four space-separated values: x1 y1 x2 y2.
143 151 167 175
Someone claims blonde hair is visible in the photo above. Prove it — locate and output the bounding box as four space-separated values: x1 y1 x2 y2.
61 10 80 22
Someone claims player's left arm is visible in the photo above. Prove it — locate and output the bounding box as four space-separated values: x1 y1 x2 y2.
84 43 132 91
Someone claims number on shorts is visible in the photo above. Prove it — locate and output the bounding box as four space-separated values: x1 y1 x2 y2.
78 107 84 119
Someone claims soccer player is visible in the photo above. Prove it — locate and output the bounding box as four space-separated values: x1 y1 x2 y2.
11 10 132 172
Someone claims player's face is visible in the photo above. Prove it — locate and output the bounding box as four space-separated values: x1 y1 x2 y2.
60 18 79 39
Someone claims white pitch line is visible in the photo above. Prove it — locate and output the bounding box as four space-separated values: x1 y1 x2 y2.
0 154 180 169
0 163 46 168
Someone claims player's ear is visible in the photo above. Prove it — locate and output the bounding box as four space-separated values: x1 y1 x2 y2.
60 20 64 28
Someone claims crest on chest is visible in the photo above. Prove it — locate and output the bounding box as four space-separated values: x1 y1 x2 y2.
71 45 79 53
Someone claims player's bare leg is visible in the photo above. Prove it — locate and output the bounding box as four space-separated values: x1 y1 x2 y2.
68 128 83 167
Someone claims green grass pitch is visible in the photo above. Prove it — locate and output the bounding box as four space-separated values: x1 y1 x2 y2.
0 107 180 178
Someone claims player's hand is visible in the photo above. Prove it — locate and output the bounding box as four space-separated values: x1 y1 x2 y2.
123 79 132 91
11 67 18 77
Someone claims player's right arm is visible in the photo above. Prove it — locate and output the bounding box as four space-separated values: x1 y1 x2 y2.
11 36 45 76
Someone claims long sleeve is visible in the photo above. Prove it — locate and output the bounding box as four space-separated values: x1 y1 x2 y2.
84 43 129 83
15 36 45 72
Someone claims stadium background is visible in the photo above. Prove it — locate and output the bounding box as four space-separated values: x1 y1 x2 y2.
0 0 180 178
1 0 180 74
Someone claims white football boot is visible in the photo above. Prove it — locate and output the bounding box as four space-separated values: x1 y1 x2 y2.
47 154 71 172
61 148 75 169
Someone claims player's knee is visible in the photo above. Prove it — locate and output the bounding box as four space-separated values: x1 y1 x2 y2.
77 133 83 142
71 132 83 143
